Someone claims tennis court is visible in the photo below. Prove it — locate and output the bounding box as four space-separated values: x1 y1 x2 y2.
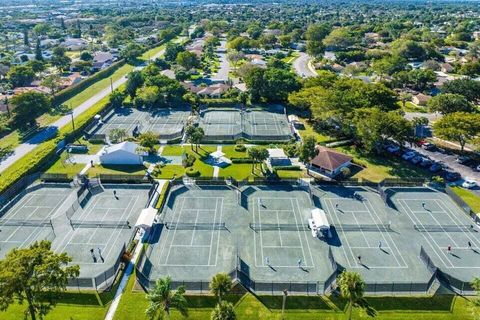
315 185 480 290
140 184 333 292
199 109 242 139
199 107 293 142
243 110 292 140
0 184 68 257
93 107 190 140
390 187 480 282
0 183 150 285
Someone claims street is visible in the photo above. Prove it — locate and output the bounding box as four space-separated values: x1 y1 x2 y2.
292 52 316 78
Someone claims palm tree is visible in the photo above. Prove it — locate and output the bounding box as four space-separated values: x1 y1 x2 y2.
337 271 375 320
247 147 269 174
210 273 232 303
145 276 188 320
211 301 236 320
472 277 480 306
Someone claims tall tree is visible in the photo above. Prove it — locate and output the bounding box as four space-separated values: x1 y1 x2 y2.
35 37 43 61
247 146 269 173
427 93 474 114
433 112 480 152
11 91 51 124
41 73 62 95
442 78 480 103
210 273 232 303
176 51 199 70
23 28 29 46
300 135 317 173
0 240 80 320
125 71 144 99
145 276 188 320
305 23 331 57
337 271 375 320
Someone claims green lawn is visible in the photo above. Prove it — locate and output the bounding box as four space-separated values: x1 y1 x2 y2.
0 290 111 320
154 165 185 179
450 186 480 213
88 164 147 176
337 145 432 183
112 272 478 320
45 153 85 177
297 121 333 144
398 101 428 113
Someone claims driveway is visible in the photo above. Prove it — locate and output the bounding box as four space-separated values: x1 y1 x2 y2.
410 145 480 183
293 52 316 78
0 37 187 174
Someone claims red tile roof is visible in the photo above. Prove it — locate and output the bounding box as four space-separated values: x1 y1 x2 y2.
310 146 352 171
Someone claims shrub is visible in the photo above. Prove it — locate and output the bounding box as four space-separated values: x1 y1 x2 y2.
185 167 200 177
235 144 246 152
182 153 196 167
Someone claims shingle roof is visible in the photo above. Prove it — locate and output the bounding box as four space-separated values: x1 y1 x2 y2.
310 146 352 171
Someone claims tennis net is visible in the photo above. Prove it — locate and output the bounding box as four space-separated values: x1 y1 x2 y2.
414 224 477 232
165 222 226 230
0 219 53 227
249 223 310 231
70 220 131 229
335 224 392 232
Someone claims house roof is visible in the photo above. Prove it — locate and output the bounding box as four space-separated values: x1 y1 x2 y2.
413 93 431 103
103 141 139 155
310 146 352 171
268 148 287 159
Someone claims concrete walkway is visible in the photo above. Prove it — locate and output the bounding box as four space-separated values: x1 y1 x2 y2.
293 52 316 78
212 145 222 178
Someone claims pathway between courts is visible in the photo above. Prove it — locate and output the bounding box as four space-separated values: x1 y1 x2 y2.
213 145 222 178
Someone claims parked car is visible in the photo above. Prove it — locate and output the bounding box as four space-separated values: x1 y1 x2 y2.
422 142 436 151
456 156 472 165
462 178 477 189
387 145 400 153
429 163 443 173
411 156 424 164
444 171 461 182
420 158 433 168
402 151 416 161
476 164 480 172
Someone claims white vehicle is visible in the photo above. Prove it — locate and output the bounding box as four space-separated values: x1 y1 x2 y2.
476 165 480 172
462 179 477 189
402 151 416 161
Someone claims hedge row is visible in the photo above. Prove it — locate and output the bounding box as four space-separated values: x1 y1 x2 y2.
231 158 255 164
52 60 126 106
272 165 301 171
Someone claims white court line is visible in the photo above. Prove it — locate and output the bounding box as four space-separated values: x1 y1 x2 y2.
214 197 224 267
190 209 200 246
156 197 184 265
363 198 407 268
164 197 186 265
171 244 211 248
404 199 460 247
294 198 315 268
263 245 305 249
397 199 455 268
257 198 266 267
434 199 480 248
275 210 283 247
207 198 219 266
325 198 358 268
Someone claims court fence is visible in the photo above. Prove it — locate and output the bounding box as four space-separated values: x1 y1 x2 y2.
445 185 480 224
67 243 126 291
420 245 475 295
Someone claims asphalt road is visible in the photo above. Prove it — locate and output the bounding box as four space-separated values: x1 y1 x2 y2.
292 52 316 78
0 37 186 174
211 40 230 82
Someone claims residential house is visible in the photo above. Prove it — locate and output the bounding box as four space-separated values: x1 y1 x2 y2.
92 51 115 71
60 38 88 51
412 93 431 106
309 146 353 178
440 63 454 73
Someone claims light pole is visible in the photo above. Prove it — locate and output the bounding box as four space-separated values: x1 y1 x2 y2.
68 111 75 131
281 289 288 319
110 77 113 93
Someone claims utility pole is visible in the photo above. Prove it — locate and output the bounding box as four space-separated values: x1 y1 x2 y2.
110 77 113 93
281 289 288 319
68 109 75 131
